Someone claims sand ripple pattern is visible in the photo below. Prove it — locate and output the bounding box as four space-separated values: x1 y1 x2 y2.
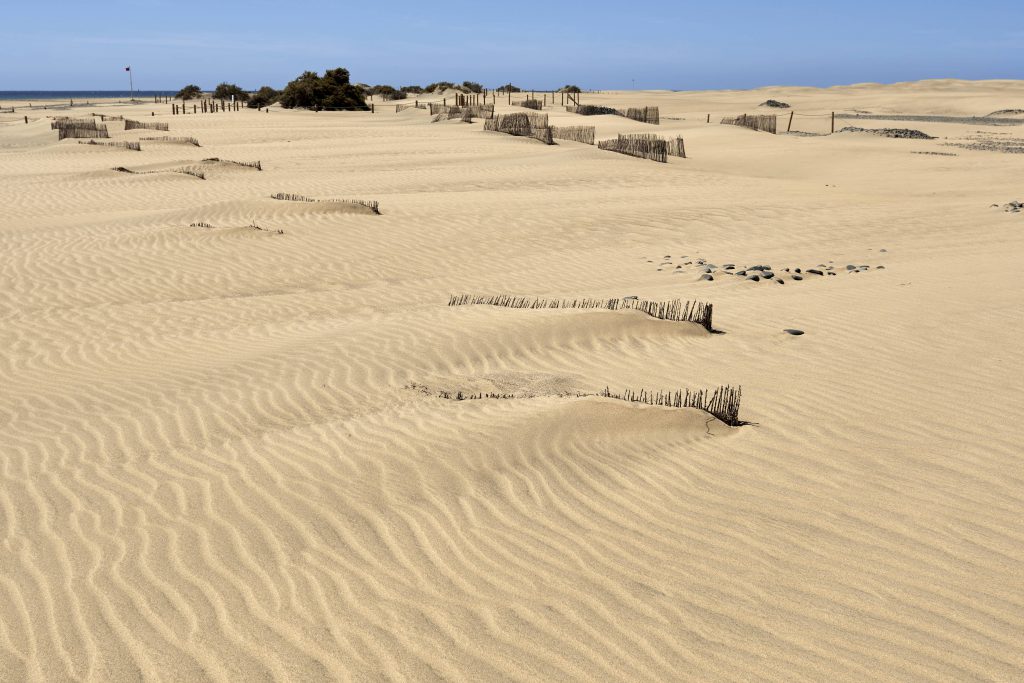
2 91 1023 681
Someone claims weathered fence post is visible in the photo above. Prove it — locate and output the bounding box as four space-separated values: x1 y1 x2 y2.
831 112 835 134
371 103 375 113
788 111 794 132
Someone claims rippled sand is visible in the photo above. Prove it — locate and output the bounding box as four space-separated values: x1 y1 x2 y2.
2 79 1023 681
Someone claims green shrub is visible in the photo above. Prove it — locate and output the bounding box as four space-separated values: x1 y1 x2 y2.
212 82 249 102
247 86 280 108
462 81 483 93
175 84 203 100
497 83 521 93
560 85 582 93
401 85 424 94
278 68 368 111
424 81 455 93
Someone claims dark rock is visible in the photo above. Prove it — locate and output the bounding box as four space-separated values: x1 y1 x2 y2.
736 270 747 276
761 99 790 108
807 269 824 276
747 275 760 282
846 264 856 270
837 126 935 140
776 278 784 284
700 274 714 281
792 274 803 281
783 329 805 336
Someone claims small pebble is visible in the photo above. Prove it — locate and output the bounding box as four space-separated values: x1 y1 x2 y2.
876 265 885 269
762 271 775 279
880 248 887 252
747 275 761 282
783 329 805 336
736 270 747 276
776 278 784 284
807 269 823 276
795 268 801 273
846 264 856 270
792 274 803 281
700 274 714 281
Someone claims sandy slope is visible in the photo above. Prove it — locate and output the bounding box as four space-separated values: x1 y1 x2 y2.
1 80 1023 681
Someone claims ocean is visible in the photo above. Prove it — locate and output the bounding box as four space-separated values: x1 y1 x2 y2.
0 91 175 100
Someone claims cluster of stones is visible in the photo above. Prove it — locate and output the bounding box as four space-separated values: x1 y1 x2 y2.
651 255 887 284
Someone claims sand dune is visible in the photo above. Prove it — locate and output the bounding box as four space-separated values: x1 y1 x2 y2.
1 80 1023 681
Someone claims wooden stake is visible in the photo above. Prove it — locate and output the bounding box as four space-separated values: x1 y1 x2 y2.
788 111 794 132
831 111 835 134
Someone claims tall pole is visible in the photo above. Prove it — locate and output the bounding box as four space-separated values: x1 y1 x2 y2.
127 66 134 102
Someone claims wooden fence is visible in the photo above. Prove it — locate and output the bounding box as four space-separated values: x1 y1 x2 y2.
567 105 659 124
53 118 109 140
483 113 553 144
550 126 596 145
721 114 777 134
124 119 169 131
597 133 668 162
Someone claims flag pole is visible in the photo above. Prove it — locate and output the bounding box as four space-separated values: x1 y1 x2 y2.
127 66 134 102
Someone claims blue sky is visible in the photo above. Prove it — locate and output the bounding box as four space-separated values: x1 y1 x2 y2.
1 0 1021 90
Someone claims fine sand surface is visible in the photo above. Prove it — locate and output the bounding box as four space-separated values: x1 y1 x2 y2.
2 79 1023 681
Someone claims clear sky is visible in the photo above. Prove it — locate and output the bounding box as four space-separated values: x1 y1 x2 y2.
2 0 1021 91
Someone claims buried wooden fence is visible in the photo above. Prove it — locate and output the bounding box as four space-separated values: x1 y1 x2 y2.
514 99 543 110
77 140 141 151
124 119 169 131
447 294 713 331
483 113 553 144
429 103 494 120
550 126 596 144
568 105 659 124
596 385 743 426
139 136 201 146
721 114 777 134
597 133 668 162
270 192 380 214
53 118 110 140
